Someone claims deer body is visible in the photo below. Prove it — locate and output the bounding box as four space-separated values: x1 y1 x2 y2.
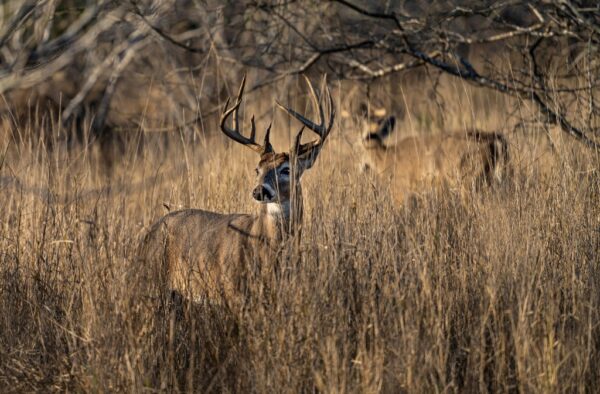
361 114 509 204
140 76 334 303
141 205 290 302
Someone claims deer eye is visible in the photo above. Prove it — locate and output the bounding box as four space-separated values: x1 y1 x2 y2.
280 167 290 176
255 168 259 175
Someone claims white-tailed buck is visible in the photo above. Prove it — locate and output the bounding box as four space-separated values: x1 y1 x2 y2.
140 76 334 303
359 106 510 204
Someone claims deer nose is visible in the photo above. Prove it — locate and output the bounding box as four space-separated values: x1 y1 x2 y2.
252 186 274 202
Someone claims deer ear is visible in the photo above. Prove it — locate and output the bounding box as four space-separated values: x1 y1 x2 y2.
292 128 321 172
377 116 396 139
297 148 321 171
262 123 274 153
292 150 320 175
291 126 315 172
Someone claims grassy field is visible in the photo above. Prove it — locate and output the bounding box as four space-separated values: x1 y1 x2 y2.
0 85 599 393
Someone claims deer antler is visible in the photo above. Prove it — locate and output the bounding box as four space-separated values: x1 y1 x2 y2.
220 74 273 154
277 76 335 158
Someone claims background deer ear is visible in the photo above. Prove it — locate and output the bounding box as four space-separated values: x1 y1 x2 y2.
377 116 396 139
373 106 388 118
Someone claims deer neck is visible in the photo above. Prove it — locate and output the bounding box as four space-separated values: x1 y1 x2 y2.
364 144 390 172
258 186 304 243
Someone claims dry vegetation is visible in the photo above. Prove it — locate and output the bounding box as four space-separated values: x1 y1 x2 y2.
1 91 598 392
1 1 600 393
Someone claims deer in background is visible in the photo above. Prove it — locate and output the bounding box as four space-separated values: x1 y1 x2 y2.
359 105 510 205
139 76 335 304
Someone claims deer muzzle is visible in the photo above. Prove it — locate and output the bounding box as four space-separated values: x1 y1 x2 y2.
252 185 274 202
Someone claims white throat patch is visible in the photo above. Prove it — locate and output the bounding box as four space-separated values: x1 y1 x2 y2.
267 201 290 218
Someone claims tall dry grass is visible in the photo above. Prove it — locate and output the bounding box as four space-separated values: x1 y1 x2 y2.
0 88 599 393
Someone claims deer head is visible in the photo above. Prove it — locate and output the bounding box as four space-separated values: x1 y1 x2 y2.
220 75 335 211
358 103 396 150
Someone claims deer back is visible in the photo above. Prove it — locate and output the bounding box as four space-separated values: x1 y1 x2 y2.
140 208 285 303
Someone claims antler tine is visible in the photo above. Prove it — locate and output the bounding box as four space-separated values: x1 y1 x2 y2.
233 73 246 133
278 75 335 159
275 101 325 136
276 76 335 139
319 74 335 136
263 122 273 153
304 75 325 135
292 126 305 156
326 82 335 133
314 75 335 139
250 115 256 142
219 74 263 153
